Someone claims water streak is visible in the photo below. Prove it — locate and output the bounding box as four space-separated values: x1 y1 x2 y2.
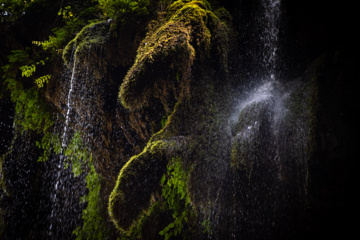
230 81 275 123
49 46 77 236
62 52 77 148
260 0 281 81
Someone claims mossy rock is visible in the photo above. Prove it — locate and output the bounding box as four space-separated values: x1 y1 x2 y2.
108 140 175 231
62 21 110 68
119 0 231 110
109 0 234 234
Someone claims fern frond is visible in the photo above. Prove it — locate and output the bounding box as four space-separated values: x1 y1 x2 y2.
35 75 51 88
19 64 36 77
32 41 44 46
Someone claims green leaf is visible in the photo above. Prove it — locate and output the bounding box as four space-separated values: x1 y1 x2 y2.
168 222 175 229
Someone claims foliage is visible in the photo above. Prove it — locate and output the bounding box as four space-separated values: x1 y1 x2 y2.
1 49 53 133
97 0 150 20
10 83 53 132
56 131 108 239
19 64 36 77
58 6 75 19
62 20 110 67
31 1 100 53
36 16 95 53
38 130 109 240
2 49 60 164
36 132 62 162
161 115 169 128
200 219 213 235
34 128 108 239
35 74 51 88
6 49 29 64
73 159 108 240
159 158 194 240
0 0 37 22
63 131 89 177
1 3 108 237
19 60 51 88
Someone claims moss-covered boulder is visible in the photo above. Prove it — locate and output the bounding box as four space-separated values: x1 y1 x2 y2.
62 20 110 68
119 0 232 110
109 0 235 233
48 18 155 188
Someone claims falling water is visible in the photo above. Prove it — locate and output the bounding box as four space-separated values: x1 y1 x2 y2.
48 46 81 237
260 0 281 81
62 53 77 148
46 21 111 238
233 0 281 120
229 1 299 239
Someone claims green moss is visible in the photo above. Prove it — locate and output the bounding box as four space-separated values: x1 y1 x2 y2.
73 160 108 240
98 0 150 20
159 157 195 239
109 0 234 234
62 21 110 67
62 39 76 67
108 140 172 232
118 0 230 110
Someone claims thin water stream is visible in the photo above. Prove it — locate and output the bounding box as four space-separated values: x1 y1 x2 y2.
261 0 281 81
49 46 78 237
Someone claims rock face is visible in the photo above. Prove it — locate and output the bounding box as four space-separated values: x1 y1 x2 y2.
0 0 356 239
108 0 235 233
229 77 317 239
47 19 159 188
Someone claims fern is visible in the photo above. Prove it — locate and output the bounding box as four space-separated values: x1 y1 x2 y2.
7 49 29 64
19 64 36 77
73 161 108 240
36 132 62 162
2 51 54 134
33 37 63 52
32 40 43 47
159 158 194 240
58 6 75 19
18 57 51 87
35 75 51 88
58 132 109 239
64 131 89 177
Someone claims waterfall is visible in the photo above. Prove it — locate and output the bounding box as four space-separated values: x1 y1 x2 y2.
62 51 77 148
260 0 281 81
47 46 86 238
241 0 281 84
232 0 281 121
49 44 74 229
230 0 312 238
46 21 110 238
